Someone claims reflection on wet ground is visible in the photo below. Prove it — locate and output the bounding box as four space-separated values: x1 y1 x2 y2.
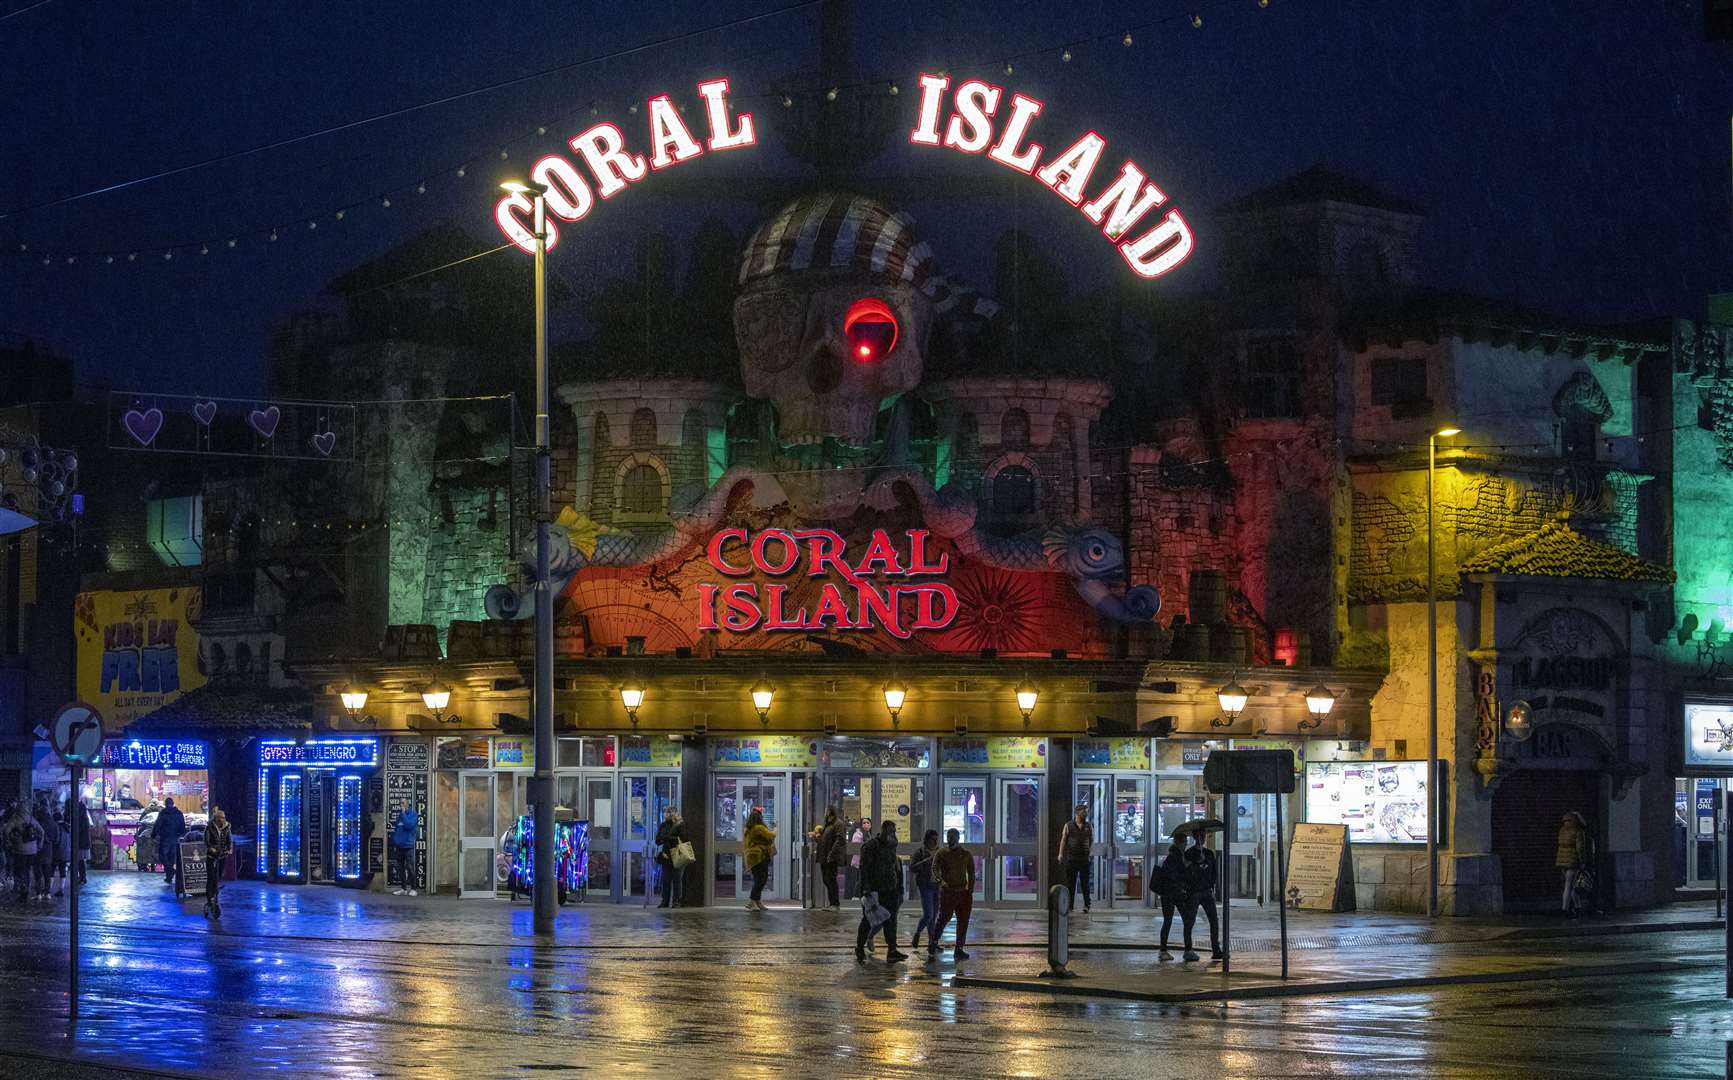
0 874 1728 1078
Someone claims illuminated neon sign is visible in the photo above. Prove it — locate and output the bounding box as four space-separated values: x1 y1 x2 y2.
494 77 755 254
258 738 379 768
698 528 958 639
100 739 208 770
908 74 1193 279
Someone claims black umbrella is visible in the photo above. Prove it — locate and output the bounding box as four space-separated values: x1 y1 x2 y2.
1169 818 1225 841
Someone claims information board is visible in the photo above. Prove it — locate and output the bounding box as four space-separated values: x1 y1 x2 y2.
1304 761 1428 843
179 839 209 898
385 740 430 892
1284 823 1353 911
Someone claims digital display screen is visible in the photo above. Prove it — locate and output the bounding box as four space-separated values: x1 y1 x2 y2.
1304 761 1429 844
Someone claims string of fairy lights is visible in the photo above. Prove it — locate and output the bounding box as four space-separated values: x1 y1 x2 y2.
3 0 1281 269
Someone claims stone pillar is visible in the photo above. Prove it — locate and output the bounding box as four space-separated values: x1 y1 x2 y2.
1045 737 1074 901
1071 417 1093 520
680 739 708 906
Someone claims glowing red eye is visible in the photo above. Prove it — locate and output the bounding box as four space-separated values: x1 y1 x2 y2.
843 298 898 362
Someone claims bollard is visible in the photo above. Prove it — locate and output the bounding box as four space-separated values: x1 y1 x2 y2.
1038 884 1079 979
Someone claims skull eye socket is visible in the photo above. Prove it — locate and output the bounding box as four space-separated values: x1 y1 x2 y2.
843 298 899 362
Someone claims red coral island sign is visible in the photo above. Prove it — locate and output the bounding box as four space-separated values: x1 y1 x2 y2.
698 528 958 639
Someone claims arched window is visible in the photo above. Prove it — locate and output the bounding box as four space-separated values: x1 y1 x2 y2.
630 407 658 448
234 641 253 675
620 464 663 514
1001 408 1031 449
993 465 1036 515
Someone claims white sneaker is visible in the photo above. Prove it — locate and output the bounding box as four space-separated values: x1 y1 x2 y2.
391 888 404 895
406 889 418 897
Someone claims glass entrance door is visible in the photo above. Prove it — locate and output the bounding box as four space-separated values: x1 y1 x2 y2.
458 770 497 898
941 776 988 901
711 774 790 905
622 773 679 903
995 775 1042 906
1075 775 1109 908
1076 774 1149 908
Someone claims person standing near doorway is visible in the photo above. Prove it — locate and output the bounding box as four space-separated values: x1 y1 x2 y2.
655 808 686 908
908 829 941 952
390 807 420 896
1182 833 1222 962
31 795 55 902
742 807 776 911
846 816 872 899
930 827 975 961
1058 803 1094 914
854 819 906 962
203 809 233 919
152 797 187 897
1556 811 1591 916
812 807 845 910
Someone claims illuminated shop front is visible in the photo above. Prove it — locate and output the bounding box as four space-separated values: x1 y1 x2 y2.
1680 701 1733 891
86 739 211 871
428 734 682 902
256 737 379 887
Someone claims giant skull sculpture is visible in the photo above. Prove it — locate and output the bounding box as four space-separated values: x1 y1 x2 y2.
734 193 938 447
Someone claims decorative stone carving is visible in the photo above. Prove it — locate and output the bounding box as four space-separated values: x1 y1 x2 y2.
1551 371 1613 424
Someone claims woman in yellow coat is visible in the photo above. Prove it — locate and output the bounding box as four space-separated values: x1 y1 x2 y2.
742 808 776 911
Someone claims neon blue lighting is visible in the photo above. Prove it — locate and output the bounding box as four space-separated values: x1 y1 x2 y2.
335 774 362 880
255 768 269 874
101 739 208 769
277 774 303 877
258 738 379 767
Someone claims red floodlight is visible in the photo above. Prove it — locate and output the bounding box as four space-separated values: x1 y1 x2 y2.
843 298 899 362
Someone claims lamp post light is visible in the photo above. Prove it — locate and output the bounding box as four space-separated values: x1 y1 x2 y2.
1212 679 1247 728
1014 678 1039 725
751 679 775 726
420 683 452 725
1427 425 1459 919
882 680 907 727
1300 682 1335 732
619 679 645 729
502 177 557 933
340 684 370 724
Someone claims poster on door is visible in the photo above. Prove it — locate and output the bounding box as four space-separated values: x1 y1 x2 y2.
386 740 430 892
492 736 535 770
620 735 683 768
1075 738 1150 770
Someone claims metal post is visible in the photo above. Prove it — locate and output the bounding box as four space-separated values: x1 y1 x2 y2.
69 763 80 1021
1220 793 1231 974
1038 884 1077 978
530 190 557 935
1426 434 1439 919
1723 782 1730 998
1275 791 1288 980
1717 787 1725 922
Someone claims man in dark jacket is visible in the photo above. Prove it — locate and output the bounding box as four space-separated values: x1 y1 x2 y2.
1057 804 1094 914
152 797 188 896
813 808 845 910
854 820 907 963
1181 834 1222 961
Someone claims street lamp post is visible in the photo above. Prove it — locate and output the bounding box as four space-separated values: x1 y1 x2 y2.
504 179 557 933
1427 426 1459 919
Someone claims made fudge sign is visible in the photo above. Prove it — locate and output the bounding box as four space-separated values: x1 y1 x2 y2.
495 74 1191 281
698 528 957 638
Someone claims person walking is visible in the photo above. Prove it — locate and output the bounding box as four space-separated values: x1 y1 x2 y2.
1057 803 1094 914
51 808 70 899
908 829 942 952
32 795 56 901
203 808 233 918
390 807 420 896
930 827 975 960
812 807 845 910
1557 811 1591 916
1182 833 1222 962
845 816 872 899
655 808 686 908
1156 841 1188 961
152 797 187 897
3 802 43 903
742 807 776 911
855 819 906 962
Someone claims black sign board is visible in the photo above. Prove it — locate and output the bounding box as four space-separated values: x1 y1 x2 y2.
179 840 208 898
386 740 430 892
1204 749 1296 794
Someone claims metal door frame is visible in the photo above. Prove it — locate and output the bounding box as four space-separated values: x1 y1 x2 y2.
708 772 791 906
993 773 1044 908
457 769 498 898
622 771 681 906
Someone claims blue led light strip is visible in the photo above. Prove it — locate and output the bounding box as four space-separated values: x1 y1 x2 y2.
255 768 269 875
277 774 302 877
335 774 362 880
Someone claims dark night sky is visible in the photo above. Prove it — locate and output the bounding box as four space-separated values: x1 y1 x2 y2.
3 0 1730 398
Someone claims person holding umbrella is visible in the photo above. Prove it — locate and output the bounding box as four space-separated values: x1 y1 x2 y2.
1169 817 1225 962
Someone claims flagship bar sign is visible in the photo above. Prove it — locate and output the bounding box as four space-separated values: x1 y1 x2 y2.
698 528 957 639
494 74 1192 281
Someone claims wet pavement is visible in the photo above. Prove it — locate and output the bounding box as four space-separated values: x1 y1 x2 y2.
0 873 1729 1078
